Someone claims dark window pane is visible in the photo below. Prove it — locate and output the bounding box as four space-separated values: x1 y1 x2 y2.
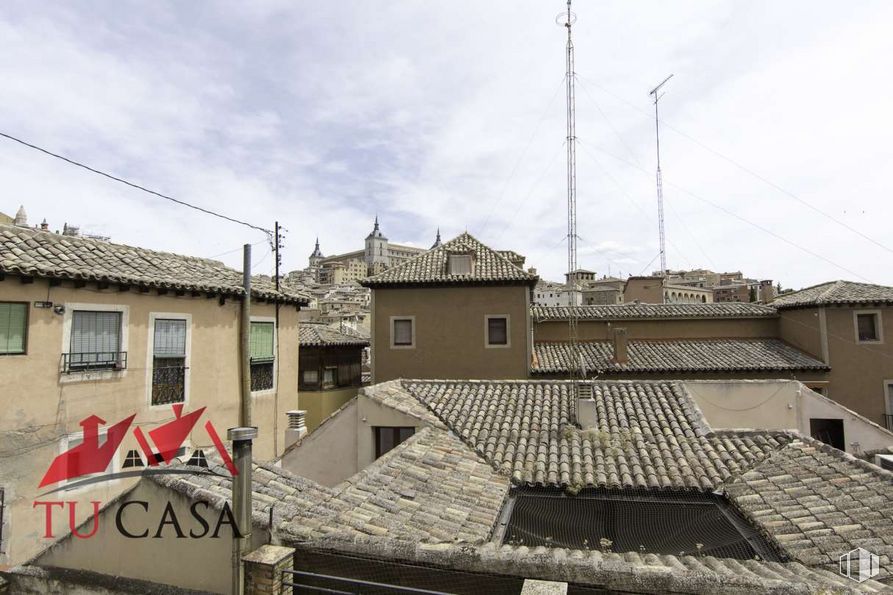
857 314 878 341
251 361 274 391
374 427 415 459
393 319 413 345
488 317 508 345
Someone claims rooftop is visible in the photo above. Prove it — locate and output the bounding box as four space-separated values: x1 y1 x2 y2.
361 232 538 288
532 338 828 375
0 224 308 305
772 280 893 309
532 302 778 321
299 323 370 347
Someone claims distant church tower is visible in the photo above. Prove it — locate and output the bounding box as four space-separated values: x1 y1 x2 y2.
309 237 324 267
365 216 390 275
431 228 442 249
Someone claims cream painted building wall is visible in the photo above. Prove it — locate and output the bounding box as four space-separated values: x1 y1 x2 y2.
0 278 299 566
371 285 531 382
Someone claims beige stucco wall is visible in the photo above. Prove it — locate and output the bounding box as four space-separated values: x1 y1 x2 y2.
280 399 360 486
0 278 299 566
685 380 893 454
300 386 359 433
33 480 267 594
534 317 779 341
371 285 531 382
280 393 430 487
777 308 824 360
823 306 893 424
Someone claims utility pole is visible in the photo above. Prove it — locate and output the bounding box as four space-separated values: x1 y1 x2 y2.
649 74 673 283
240 244 252 427
274 221 282 291
560 0 583 391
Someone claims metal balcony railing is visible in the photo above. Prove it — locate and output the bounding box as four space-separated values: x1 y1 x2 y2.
61 351 127 373
152 361 188 405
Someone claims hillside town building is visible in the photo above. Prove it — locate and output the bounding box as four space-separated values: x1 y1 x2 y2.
0 223 309 566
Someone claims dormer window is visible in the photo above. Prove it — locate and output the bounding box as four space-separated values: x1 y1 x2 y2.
449 254 473 275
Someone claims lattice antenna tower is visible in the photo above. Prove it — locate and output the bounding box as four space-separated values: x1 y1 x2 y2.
558 0 584 390
649 74 673 281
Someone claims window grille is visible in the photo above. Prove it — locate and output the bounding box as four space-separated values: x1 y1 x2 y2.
67 311 124 370
0 302 27 354
449 254 473 275
250 322 275 391
152 319 187 405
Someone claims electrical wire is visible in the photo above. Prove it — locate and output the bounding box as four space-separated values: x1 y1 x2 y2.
0 131 273 235
573 75 893 256
480 76 567 237
584 142 873 283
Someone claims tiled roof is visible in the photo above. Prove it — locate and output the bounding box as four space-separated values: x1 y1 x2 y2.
282 427 509 543
532 302 777 321
403 380 791 490
360 380 446 429
299 323 370 347
772 280 893 309
724 438 893 582
0 224 308 305
149 458 336 529
360 232 537 288
532 339 828 374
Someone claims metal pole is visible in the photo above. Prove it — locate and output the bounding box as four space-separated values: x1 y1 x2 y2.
228 426 257 595
274 221 280 292
649 74 673 282
241 244 252 428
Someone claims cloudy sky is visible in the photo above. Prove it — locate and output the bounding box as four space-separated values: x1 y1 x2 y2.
1 1 891 288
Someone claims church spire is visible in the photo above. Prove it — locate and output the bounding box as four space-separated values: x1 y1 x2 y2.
431 227 442 249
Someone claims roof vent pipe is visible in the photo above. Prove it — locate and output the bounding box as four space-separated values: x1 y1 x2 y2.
612 327 628 364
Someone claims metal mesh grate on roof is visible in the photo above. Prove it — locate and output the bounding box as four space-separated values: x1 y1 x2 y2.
501 488 783 562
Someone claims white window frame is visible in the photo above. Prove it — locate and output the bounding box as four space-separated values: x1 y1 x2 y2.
884 380 893 415
249 315 277 396
60 303 129 383
484 314 511 349
146 313 192 410
853 310 884 344
390 316 415 349
58 429 119 492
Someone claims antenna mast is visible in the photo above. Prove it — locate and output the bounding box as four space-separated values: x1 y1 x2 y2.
649 74 673 281
561 0 583 388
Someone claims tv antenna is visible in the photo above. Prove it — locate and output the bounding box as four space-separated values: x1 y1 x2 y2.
649 73 673 280
557 0 584 391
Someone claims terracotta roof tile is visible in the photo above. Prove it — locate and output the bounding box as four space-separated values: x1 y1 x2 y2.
361 232 537 288
299 323 370 347
532 339 829 374
0 224 308 304
772 280 893 309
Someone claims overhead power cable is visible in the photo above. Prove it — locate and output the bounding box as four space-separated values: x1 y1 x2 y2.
573 75 893 255
584 141 873 283
0 131 272 235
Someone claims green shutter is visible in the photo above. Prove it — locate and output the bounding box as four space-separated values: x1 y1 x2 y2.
0 303 26 354
249 322 275 361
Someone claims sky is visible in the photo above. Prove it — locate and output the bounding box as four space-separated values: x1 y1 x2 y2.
1 1 891 288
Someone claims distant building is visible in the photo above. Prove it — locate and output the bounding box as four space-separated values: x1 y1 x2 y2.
297 218 436 285
624 275 713 304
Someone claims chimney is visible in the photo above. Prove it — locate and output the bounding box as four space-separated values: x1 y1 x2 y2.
528 267 537 276
612 327 628 364
40 219 49 231
576 383 596 428
285 410 307 446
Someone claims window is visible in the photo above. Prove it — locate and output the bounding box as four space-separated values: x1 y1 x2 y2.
810 418 845 451
249 321 275 391
152 318 187 405
855 312 881 343
448 254 473 275
323 366 337 389
67 311 124 371
60 431 115 488
391 317 414 348
0 302 27 355
302 369 319 387
122 449 145 469
486 315 509 347
374 427 415 459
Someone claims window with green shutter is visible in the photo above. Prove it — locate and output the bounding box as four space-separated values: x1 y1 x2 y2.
249 321 275 391
0 302 27 355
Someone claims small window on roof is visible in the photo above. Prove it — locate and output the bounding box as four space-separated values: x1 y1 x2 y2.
448 254 473 275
